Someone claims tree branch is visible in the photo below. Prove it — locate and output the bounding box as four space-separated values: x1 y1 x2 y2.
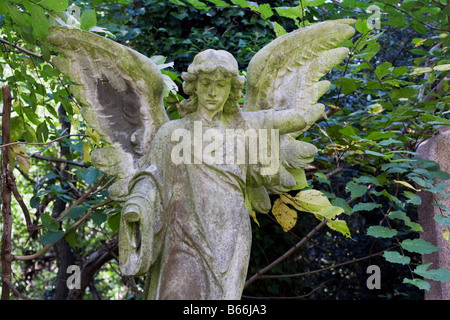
244 219 328 288
28 153 89 168
1 85 13 300
11 178 112 261
0 134 90 148
0 37 46 61
260 249 386 280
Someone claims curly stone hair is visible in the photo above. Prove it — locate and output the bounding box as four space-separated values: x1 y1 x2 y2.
178 49 245 117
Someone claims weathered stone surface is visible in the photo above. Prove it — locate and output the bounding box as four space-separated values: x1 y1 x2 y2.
48 19 355 300
417 126 450 300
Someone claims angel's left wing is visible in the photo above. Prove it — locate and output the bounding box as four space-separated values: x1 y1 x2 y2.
243 19 355 214
47 27 169 200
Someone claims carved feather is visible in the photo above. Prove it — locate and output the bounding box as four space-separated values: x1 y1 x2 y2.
244 19 355 123
47 27 169 198
242 19 355 212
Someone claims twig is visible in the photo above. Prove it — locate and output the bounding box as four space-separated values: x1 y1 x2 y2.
421 71 450 103
56 173 109 222
0 134 89 148
8 167 39 232
12 198 112 262
244 219 328 288
4 279 35 300
28 153 89 168
0 37 46 61
260 249 386 280
375 0 448 32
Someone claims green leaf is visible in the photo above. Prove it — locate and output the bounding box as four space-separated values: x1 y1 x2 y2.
107 213 121 232
355 19 371 34
40 231 64 245
205 0 230 7
389 211 423 232
434 215 450 227
351 202 381 213
401 238 440 255
403 278 430 291
185 0 209 11
374 62 392 79
366 131 395 141
6 3 30 27
331 197 352 215
275 6 301 19
24 1 50 40
40 212 60 232
62 205 87 221
84 167 103 185
335 78 357 94
403 191 422 205
38 0 69 11
339 124 359 138
230 0 250 8
91 211 108 225
273 21 287 37
414 263 450 282
287 168 308 190
383 251 411 265
64 230 80 249
36 121 49 142
346 181 367 199
367 225 398 238
388 12 406 28
256 3 273 19
80 9 97 30
314 171 330 186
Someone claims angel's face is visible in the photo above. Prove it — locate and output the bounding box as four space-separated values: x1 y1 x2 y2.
196 72 232 118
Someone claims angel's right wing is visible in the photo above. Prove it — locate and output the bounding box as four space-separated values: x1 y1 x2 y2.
242 20 355 214
47 27 169 200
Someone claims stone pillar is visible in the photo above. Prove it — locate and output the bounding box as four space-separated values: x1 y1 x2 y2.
417 126 450 300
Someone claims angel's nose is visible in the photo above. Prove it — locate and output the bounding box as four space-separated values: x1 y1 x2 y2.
207 85 217 97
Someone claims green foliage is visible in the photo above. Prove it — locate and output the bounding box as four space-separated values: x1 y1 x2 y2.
0 0 449 300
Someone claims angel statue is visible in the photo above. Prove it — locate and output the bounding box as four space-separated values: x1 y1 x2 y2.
47 18 355 300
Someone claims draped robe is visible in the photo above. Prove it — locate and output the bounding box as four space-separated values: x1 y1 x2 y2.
120 109 279 299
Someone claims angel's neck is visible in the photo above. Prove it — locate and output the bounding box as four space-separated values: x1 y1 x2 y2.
197 108 223 123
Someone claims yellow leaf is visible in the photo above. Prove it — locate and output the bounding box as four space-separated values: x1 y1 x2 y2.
327 219 351 238
294 189 331 212
249 210 260 227
87 127 100 146
394 180 421 192
11 145 30 174
411 67 432 75
272 198 297 232
367 103 384 114
83 142 91 163
433 64 450 72
413 38 427 47
443 230 450 242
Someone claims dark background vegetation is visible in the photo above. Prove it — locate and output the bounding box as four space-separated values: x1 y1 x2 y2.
0 0 449 300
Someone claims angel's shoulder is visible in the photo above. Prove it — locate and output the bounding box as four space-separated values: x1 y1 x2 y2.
153 118 189 140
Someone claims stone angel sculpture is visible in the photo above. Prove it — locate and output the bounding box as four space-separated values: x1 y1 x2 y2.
47 19 355 300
